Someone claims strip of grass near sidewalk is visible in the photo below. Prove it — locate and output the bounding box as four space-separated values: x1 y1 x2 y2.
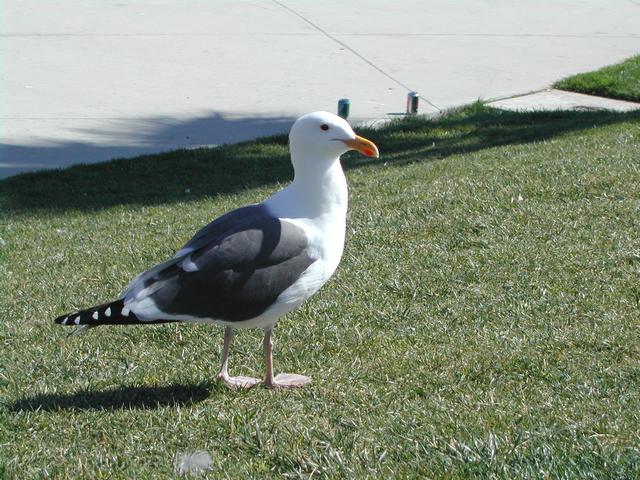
2 105 640 478
554 54 640 102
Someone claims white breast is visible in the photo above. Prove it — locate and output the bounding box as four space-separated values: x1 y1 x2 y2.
254 160 349 329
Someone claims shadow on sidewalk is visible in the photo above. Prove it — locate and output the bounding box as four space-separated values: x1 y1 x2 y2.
1 112 295 179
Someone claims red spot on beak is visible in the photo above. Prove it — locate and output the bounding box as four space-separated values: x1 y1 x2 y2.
341 135 379 158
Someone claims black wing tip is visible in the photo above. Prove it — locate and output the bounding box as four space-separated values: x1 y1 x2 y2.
54 314 70 325
54 300 180 326
54 311 90 326
54 300 130 326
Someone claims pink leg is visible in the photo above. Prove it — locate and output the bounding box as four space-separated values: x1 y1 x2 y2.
262 327 311 388
217 326 260 389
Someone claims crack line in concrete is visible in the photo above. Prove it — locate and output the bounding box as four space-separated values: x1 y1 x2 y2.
271 0 441 112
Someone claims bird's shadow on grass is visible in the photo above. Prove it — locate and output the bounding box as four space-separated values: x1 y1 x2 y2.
1 104 639 214
8 383 218 412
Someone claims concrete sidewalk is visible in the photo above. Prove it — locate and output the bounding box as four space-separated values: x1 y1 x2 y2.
2 0 639 178
489 89 640 112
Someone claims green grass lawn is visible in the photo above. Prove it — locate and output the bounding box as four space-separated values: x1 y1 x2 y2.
2 105 640 478
554 54 640 102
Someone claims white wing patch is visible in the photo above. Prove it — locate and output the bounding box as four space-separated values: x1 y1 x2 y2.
180 254 199 272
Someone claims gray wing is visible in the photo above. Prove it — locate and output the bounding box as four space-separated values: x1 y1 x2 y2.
126 204 316 322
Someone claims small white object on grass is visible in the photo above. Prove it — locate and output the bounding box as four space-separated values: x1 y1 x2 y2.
175 451 213 475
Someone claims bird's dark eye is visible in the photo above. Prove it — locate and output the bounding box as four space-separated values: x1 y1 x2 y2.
320 124 329 131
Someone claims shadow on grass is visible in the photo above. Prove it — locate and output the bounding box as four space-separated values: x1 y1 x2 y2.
8 383 214 412
2 104 638 214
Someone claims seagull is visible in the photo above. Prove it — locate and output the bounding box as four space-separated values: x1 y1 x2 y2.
54 111 379 389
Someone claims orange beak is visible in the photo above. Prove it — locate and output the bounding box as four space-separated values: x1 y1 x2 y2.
341 135 379 158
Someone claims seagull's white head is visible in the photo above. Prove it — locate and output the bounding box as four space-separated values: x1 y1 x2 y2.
289 111 379 164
